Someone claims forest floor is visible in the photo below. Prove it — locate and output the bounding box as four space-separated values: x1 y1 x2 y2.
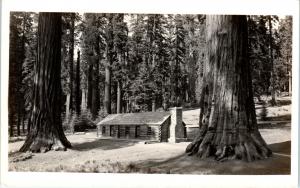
8 96 291 174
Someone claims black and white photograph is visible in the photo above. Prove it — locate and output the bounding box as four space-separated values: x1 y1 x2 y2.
1 0 299 188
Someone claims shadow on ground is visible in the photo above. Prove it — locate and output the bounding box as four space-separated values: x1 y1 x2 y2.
262 115 291 121
275 99 292 106
72 138 139 151
133 141 291 175
257 121 291 129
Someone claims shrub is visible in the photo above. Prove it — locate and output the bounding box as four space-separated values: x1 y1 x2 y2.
94 109 108 124
63 110 96 133
72 110 97 132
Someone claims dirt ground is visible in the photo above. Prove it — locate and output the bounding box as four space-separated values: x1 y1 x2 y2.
8 97 291 174
8 128 291 174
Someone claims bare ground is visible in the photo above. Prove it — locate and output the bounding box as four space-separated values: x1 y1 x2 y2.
8 97 291 174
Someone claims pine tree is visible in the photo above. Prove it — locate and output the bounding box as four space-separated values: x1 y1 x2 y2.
277 16 292 95
248 16 280 101
112 14 128 113
171 14 186 106
9 12 36 136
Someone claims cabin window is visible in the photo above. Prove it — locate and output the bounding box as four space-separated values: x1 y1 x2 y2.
125 126 130 137
147 127 152 136
102 126 106 134
135 126 140 138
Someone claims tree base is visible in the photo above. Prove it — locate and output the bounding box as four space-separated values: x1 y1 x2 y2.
186 130 272 162
19 134 71 153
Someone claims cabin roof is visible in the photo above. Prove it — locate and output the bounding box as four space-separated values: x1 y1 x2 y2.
97 111 171 126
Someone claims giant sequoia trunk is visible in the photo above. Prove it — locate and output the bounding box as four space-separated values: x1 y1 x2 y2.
20 13 71 152
186 15 272 162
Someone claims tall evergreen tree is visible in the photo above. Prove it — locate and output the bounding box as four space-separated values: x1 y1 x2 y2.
171 15 186 106
186 15 271 161
81 13 106 117
20 13 71 152
277 16 292 95
9 12 36 136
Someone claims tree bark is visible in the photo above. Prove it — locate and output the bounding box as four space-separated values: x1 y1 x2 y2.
65 93 70 120
104 14 114 114
186 15 272 162
117 80 122 113
81 89 87 112
75 50 81 115
20 13 71 152
69 13 75 112
104 65 111 114
87 63 93 110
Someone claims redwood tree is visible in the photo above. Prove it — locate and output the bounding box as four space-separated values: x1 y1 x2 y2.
20 13 71 152
186 15 272 162
104 14 114 114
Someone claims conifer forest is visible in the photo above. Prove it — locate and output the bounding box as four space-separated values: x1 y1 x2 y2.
8 12 292 173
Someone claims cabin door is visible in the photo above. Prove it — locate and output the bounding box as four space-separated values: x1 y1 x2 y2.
135 126 140 138
110 125 114 136
125 126 130 138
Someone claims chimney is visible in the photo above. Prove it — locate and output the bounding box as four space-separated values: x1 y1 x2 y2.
168 107 186 143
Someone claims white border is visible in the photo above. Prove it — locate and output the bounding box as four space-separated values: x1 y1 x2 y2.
1 0 299 188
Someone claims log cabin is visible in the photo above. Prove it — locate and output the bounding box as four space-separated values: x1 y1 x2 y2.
97 107 187 143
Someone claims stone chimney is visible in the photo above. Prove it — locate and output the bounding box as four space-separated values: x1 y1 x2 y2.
168 107 186 143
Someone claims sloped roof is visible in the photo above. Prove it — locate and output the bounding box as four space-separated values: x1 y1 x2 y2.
98 111 171 126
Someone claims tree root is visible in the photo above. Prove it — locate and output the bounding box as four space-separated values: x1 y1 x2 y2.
186 132 272 162
20 134 71 153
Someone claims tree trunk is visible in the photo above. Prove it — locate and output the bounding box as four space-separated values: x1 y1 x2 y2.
75 50 81 115
81 89 87 112
65 93 70 120
87 63 93 110
17 106 21 136
105 14 114 114
20 13 71 152
9 13 25 137
186 15 272 162
22 108 26 134
9 114 14 137
288 70 292 96
92 45 100 118
104 65 111 114
117 80 122 113
152 98 156 112
268 16 276 105
27 107 32 132
69 13 75 112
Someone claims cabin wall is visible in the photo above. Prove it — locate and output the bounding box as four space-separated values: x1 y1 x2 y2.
160 117 171 142
99 124 160 141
